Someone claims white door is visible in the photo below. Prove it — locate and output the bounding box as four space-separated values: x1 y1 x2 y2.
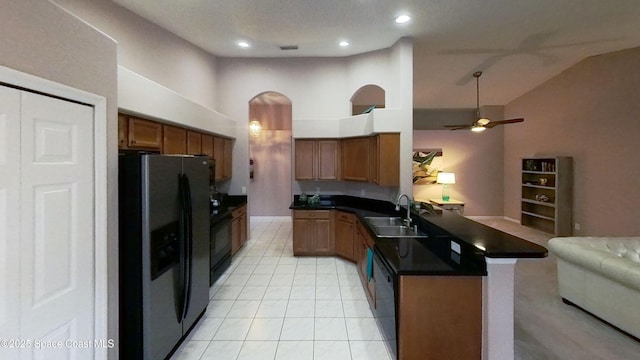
0 86 95 360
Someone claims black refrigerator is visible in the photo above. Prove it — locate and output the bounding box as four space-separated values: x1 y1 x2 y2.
119 153 210 360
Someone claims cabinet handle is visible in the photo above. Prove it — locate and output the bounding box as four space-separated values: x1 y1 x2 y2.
131 140 136 145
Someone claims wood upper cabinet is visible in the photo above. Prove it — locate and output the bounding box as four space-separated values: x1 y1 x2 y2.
335 211 355 261
295 140 316 180
295 139 339 181
162 125 187 154
223 138 233 179
118 114 129 149
292 210 333 255
201 134 213 158
341 137 370 182
372 133 400 186
186 131 202 155
212 136 233 181
128 117 162 150
317 140 339 180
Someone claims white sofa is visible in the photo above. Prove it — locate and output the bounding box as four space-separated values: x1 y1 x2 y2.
548 236 640 339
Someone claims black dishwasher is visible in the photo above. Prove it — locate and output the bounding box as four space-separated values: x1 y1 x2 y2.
373 248 398 360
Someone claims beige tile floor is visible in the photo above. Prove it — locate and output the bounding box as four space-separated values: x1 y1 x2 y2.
171 216 390 360
171 216 640 360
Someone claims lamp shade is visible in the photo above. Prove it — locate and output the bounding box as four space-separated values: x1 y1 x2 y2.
436 172 456 184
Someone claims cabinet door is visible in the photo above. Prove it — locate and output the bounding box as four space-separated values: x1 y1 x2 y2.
295 140 316 180
376 133 400 186
369 136 378 183
313 218 333 254
335 212 355 261
341 137 369 181
240 211 248 247
223 138 233 179
292 218 313 255
118 114 129 149
187 131 202 155
128 117 162 149
201 134 213 158
231 216 241 255
162 125 187 154
213 136 224 180
318 140 339 180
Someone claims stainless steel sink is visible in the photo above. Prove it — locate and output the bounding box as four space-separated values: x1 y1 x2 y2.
371 225 429 238
365 216 404 227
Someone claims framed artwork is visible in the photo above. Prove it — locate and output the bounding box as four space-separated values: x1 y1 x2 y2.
413 149 443 184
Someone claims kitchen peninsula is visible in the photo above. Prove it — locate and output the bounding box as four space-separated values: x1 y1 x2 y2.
290 195 547 360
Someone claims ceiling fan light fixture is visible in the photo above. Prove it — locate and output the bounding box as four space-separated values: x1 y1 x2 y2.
471 125 486 132
395 14 411 24
476 118 490 126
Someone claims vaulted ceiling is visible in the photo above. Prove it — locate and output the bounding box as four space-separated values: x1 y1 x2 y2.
111 0 640 109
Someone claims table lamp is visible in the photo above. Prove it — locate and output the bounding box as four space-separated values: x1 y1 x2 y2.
436 172 455 201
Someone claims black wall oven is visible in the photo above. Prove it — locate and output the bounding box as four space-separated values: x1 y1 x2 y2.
210 214 231 285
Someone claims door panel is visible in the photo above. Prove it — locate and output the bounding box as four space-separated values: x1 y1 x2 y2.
0 86 20 360
20 91 94 359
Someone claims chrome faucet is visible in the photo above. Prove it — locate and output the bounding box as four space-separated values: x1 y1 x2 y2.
395 193 413 227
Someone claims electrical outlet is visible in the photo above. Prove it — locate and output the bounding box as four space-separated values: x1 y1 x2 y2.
241 186 247 194
450 241 461 254
315 187 320 194
361 188 365 196
574 223 581 231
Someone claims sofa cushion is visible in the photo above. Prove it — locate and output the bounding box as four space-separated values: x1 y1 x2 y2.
549 237 640 292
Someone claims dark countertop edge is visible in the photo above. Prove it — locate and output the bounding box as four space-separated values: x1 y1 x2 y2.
211 195 247 225
289 195 548 259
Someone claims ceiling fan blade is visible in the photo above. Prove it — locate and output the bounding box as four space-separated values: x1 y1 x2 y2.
444 124 473 131
485 118 524 128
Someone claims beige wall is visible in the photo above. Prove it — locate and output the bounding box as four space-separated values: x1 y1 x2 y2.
0 0 118 356
504 47 640 236
413 129 505 216
54 0 219 110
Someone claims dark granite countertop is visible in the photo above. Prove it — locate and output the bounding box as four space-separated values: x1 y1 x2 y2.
210 195 247 226
289 194 547 276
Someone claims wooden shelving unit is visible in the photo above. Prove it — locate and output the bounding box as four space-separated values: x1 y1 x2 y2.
521 157 573 235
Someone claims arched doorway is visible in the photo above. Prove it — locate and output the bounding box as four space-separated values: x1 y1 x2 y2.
248 92 293 216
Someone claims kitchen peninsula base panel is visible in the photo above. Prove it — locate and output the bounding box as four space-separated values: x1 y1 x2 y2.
398 275 482 360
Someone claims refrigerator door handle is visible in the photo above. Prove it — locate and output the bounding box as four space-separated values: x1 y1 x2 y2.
176 174 188 322
182 174 193 318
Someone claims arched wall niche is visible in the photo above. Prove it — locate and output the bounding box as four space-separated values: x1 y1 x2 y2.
350 84 385 115
248 91 293 216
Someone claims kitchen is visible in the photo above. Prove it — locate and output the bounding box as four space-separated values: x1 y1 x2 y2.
2 1 640 360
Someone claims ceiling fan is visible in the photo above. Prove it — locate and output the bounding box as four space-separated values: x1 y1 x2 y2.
445 71 524 132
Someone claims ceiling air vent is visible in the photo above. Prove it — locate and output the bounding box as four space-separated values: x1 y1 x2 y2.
280 45 299 51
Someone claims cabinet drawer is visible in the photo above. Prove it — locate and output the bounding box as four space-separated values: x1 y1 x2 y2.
293 210 331 219
336 212 354 223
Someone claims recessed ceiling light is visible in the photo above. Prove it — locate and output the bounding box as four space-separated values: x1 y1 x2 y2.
339 41 350 47
395 14 411 24
237 41 250 48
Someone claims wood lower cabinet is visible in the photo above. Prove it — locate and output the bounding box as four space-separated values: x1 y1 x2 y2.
231 204 248 255
398 276 482 359
127 117 162 150
341 137 370 181
355 219 375 303
162 125 187 154
292 210 333 255
334 211 355 261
